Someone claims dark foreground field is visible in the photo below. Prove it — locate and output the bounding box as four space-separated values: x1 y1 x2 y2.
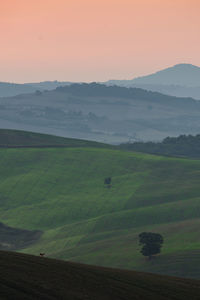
0 251 200 300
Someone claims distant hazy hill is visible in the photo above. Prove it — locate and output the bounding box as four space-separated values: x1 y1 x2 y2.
0 81 72 97
0 82 36 97
1 82 200 143
106 64 200 100
107 64 200 87
129 84 200 100
25 80 73 91
132 64 200 86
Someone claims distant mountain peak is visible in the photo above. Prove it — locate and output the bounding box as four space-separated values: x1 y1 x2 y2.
164 63 200 72
132 63 200 87
172 63 199 69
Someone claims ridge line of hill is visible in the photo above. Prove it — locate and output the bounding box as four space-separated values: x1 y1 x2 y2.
0 128 111 149
55 82 197 103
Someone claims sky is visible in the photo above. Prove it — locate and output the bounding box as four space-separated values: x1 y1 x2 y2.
0 0 200 83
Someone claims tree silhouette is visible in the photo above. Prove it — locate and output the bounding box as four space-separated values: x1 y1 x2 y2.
104 177 112 187
138 232 163 260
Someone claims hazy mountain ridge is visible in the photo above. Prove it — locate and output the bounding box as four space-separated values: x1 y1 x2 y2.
55 82 195 104
0 81 72 97
0 83 200 143
105 64 200 100
132 64 200 86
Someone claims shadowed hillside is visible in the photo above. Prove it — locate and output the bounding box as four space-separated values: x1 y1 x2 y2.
0 129 109 148
0 222 41 250
0 251 200 300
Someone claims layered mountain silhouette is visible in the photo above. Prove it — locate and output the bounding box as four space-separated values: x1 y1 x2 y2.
1 64 200 99
0 83 200 143
106 64 200 99
0 81 72 97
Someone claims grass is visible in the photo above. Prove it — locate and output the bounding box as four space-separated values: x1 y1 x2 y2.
1 133 200 278
0 128 110 148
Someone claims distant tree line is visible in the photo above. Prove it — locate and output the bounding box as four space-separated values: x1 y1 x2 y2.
120 134 200 158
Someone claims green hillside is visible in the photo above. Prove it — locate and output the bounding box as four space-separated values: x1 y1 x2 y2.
2 251 200 300
0 140 200 279
0 129 109 148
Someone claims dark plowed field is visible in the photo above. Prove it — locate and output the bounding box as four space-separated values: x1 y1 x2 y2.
0 251 200 299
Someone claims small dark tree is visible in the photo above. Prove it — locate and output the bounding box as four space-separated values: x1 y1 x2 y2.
138 232 163 260
104 177 112 187
35 90 42 96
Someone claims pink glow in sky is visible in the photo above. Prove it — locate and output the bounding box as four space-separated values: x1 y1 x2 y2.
0 0 200 82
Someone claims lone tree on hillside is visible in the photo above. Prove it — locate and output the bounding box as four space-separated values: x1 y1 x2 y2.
138 232 164 260
104 177 112 188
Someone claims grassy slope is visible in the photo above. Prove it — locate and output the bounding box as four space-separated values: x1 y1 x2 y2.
1 251 200 300
1 144 200 278
0 128 109 148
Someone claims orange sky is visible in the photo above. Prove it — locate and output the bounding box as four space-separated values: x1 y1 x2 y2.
0 0 200 82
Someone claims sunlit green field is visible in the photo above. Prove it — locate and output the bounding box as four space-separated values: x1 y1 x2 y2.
1 144 200 278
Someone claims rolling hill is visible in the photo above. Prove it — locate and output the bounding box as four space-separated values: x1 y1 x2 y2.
1 83 200 143
1 130 200 278
0 129 109 148
1 251 200 300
